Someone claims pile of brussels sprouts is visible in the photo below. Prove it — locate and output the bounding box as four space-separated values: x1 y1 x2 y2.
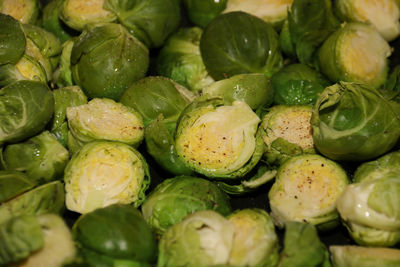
1 0 400 266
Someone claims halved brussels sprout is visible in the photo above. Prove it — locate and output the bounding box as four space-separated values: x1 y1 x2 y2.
158 210 235 267
1 131 69 184
0 171 35 203
200 11 283 80
223 0 293 29
141 175 232 235
202 73 274 111
175 99 264 179
0 14 26 65
270 64 331 106
71 23 149 100
336 151 400 246
279 222 331 267
51 85 88 146
182 0 227 28
335 0 400 41
64 141 150 214
0 54 47 87
261 105 315 165
330 246 400 267
311 82 400 161
60 0 117 31
157 27 214 94
103 0 181 48
318 22 391 88
73 204 157 266
227 209 279 267
0 181 65 224
0 0 40 24
0 80 54 145
120 76 196 133
12 214 76 267
268 154 349 229
66 98 144 152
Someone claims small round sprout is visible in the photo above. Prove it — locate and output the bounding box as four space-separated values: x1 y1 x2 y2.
335 0 400 41
268 154 349 229
0 0 40 24
318 22 391 88
64 141 150 214
330 246 400 267
60 0 117 31
175 99 263 178
261 105 315 165
0 14 26 66
66 98 144 151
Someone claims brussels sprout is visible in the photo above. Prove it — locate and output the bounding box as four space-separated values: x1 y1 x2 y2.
336 151 400 246
182 0 227 28
270 64 331 106
64 141 150 214
318 23 391 88
261 105 315 165
227 209 279 267
175 99 264 179
73 204 157 266
52 38 74 88
41 0 77 43
311 82 400 161
0 54 47 87
279 19 296 59
0 80 54 145
200 11 283 80
1 131 69 184
120 76 196 133
145 114 194 176
330 246 400 267
268 154 349 229
223 0 293 29
202 73 274 111
0 215 44 265
51 85 88 146
0 171 35 203
284 0 340 65
71 23 149 100
335 0 400 41
0 0 40 24
0 181 65 224
279 221 331 267
142 175 232 235
0 14 26 65
66 98 144 152
158 210 235 267
103 0 181 48
156 27 214 94
60 0 117 31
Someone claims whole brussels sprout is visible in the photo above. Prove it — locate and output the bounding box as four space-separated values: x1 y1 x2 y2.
1 131 69 184
270 64 331 106
103 0 181 48
157 27 214 94
60 0 117 31
200 11 283 80
175 98 264 179
318 22 391 88
71 23 149 100
0 0 40 25
141 175 232 235
330 246 400 267
64 141 150 214
182 0 227 28
73 204 157 266
335 0 400 41
336 151 400 247
0 14 26 66
0 80 54 145
311 82 400 161
268 154 349 230
0 171 35 203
